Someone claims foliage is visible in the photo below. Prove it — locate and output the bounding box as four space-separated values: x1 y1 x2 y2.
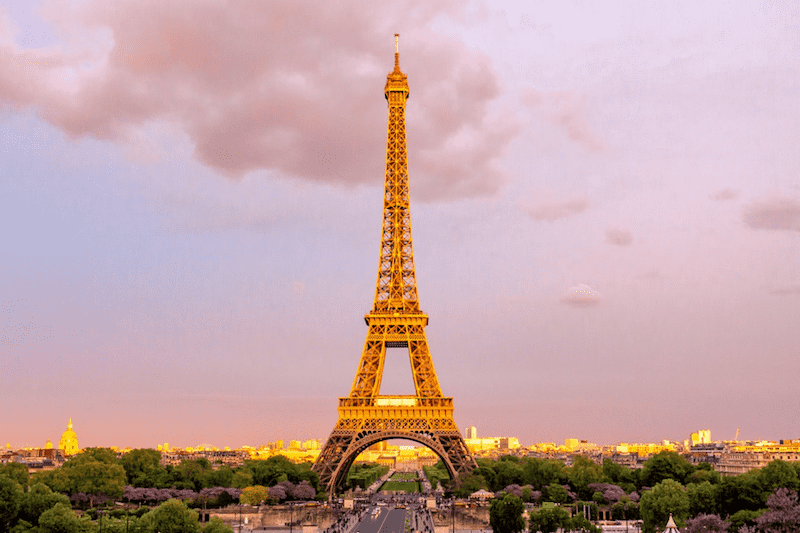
240 485 269 505
36 503 93 533
567 514 600 533
0 475 24 533
139 498 201 533
527 506 570 533
728 509 764 533
35 450 126 506
641 451 695 487
586 483 625 504
18 483 71 526
759 461 800 494
682 513 729 533
345 463 387 491
245 457 319 492
423 462 450 494
0 464 30 490
121 449 168 488
202 516 233 533
639 479 689 533
569 456 603 500
687 481 719 517
719 470 766 516
488 493 525 533
452 474 488 498
544 484 568 504
753 488 800 533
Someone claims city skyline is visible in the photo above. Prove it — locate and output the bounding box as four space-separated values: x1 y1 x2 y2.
2 1 799 450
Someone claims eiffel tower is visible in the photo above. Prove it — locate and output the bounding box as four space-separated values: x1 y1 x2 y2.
312 36 477 495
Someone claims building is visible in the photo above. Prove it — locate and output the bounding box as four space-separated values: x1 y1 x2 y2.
465 426 477 439
691 429 711 446
57 418 80 456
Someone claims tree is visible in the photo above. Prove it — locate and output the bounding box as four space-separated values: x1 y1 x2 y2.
719 470 765 516
453 473 488 498
686 481 718 517
545 484 568 504
641 451 694 487
240 485 269 506
18 483 71 526
120 449 167 488
489 493 525 533
569 456 602 500
140 498 201 533
0 475 23 533
682 514 729 533
639 479 690 533
759 461 800 494
728 509 763 533
754 488 800 533
567 514 600 533
202 516 233 533
0 464 29 490
527 506 570 533
686 463 721 485
36 503 92 533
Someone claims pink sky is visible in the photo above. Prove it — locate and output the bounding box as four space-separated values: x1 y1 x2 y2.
1 0 799 450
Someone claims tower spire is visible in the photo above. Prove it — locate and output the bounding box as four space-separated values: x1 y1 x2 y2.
377 33 416 314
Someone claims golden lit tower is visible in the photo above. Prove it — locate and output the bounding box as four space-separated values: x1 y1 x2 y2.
313 36 476 495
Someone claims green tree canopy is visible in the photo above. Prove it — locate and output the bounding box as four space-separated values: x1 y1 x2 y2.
140 498 201 533
36 503 92 533
489 493 525 533
0 464 29 490
202 516 233 533
527 506 570 533
569 456 602 500
686 481 718 517
120 449 168 488
639 479 690 533
18 483 71 526
641 451 695 487
0 475 23 533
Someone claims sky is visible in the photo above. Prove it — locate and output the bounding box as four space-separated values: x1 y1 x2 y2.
1 0 799 450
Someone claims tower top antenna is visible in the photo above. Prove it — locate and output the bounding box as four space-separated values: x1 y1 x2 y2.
395 33 399 54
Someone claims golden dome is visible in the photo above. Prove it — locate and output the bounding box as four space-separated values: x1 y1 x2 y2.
45 438 53 449
58 417 80 455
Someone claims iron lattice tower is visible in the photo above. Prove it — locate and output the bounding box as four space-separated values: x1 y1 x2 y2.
313 36 477 495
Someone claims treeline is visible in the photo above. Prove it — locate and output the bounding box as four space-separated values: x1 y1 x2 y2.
425 452 800 533
345 463 388 490
0 449 325 533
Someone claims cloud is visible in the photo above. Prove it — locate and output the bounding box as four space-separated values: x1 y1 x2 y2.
605 226 633 246
0 0 516 201
523 193 590 221
769 285 800 296
742 195 800 231
523 90 604 152
561 284 602 307
711 188 739 201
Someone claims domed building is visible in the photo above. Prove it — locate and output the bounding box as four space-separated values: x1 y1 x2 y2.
44 438 53 449
58 418 80 455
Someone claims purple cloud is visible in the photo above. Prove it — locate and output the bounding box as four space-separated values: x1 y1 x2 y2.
769 285 800 296
0 0 515 201
743 195 800 231
523 194 590 222
523 90 604 152
561 284 602 307
605 226 633 246
711 188 739 201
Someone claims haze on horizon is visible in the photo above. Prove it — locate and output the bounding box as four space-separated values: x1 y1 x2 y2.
1 0 798 451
